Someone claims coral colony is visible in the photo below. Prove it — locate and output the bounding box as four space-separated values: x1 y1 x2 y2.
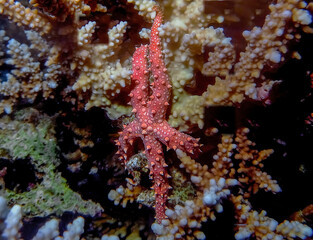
0 0 313 239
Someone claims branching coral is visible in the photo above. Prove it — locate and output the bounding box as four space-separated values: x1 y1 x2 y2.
157 0 312 130
149 130 312 239
0 196 86 240
1 0 311 122
0 29 63 114
0 0 312 239
0 0 131 115
72 20 132 110
203 0 312 105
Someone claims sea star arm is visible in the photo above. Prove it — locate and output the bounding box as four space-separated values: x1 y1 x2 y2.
148 9 172 123
153 121 200 155
117 120 141 162
129 45 152 123
143 134 170 222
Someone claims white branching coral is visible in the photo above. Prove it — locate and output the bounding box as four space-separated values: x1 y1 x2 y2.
233 195 313 240
77 21 96 46
203 0 313 105
169 94 204 131
0 30 8 65
72 21 132 109
0 0 311 123
0 29 62 114
0 0 52 34
32 219 59 240
158 0 312 130
127 0 157 22
148 136 238 239
146 130 313 239
0 1 131 114
1 204 22 240
59 217 85 240
0 196 86 240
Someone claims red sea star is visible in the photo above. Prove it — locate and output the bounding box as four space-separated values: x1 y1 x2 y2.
116 8 200 223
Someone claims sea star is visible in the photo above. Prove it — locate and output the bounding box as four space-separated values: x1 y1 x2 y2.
116 8 200 223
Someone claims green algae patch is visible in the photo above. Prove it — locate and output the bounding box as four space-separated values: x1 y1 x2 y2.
0 108 103 217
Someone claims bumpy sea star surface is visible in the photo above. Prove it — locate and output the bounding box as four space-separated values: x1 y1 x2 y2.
116 9 201 223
